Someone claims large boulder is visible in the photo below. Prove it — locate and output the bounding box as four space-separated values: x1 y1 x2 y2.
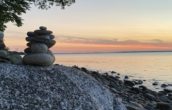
0 63 126 110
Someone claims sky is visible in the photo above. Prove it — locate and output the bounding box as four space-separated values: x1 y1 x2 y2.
4 0 172 53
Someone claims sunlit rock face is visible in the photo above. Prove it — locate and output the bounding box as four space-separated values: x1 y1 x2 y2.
0 63 126 110
23 26 56 66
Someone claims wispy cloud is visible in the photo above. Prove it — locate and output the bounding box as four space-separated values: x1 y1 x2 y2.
56 35 172 46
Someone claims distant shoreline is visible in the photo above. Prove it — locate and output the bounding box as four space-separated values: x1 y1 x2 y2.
9 50 172 55
54 50 172 54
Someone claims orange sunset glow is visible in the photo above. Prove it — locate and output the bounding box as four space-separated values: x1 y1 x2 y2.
4 0 172 53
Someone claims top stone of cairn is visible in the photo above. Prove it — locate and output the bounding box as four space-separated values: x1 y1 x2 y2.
39 26 47 30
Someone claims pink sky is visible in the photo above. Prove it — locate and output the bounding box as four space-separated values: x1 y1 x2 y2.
4 0 172 53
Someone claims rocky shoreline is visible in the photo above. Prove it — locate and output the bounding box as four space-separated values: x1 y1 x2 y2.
73 66 172 110
0 63 171 110
0 63 126 110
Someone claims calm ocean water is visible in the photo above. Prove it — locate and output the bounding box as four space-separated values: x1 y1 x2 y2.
55 52 172 91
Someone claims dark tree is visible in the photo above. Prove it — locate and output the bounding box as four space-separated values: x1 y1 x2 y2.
0 0 75 31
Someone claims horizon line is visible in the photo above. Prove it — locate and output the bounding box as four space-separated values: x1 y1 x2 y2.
54 50 172 54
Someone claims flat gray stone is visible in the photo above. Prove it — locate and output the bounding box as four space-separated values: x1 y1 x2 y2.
31 43 48 53
0 50 8 58
0 32 4 39
39 26 47 30
34 35 51 40
34 30 52 35
27 32 35 37
26 37 56 48
23 53 55 66
24 48 31 54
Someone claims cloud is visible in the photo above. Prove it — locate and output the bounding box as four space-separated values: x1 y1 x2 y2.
149 39 164 43
56 35 170 46
57 36 118 45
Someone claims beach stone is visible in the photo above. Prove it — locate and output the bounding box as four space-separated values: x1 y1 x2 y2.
153 81 159 86
46 40 56 48
0 32 4 39
24 48 31 54
139 85 147 91
145 103 157 110
26 36 39 42
0 50 22 64
50 35 55 39
124 80 135 87
133 80 143 85
168 93 172 100
34 35 50 40
130 87 140 94
0 50 8 58
0 50 10 62
8 54 22 64
126 101 145 110
23 53 55 66
111 71 117 74
27 32 35 37
39 26 47 30
34 30 52 35
158 91 167 96
26 43 31 47
0 32 6 49
144 93 156 101
161 84 168 88
31 43 48 53
47 50 54 56
26 37 56 48
156 102 171 110
159 95 171 102
0 58 10 63
124 75 129 79
0 43 6 49
164 88 172 93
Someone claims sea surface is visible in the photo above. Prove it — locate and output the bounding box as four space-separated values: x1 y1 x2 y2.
55 52 172 91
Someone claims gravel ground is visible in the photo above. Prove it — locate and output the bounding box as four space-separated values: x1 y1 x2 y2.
0 63 126 110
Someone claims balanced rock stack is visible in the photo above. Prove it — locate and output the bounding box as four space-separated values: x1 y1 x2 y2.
23 26 56 66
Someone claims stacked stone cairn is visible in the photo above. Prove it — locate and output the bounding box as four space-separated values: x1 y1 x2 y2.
0 32 22 64
23 26 56 66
